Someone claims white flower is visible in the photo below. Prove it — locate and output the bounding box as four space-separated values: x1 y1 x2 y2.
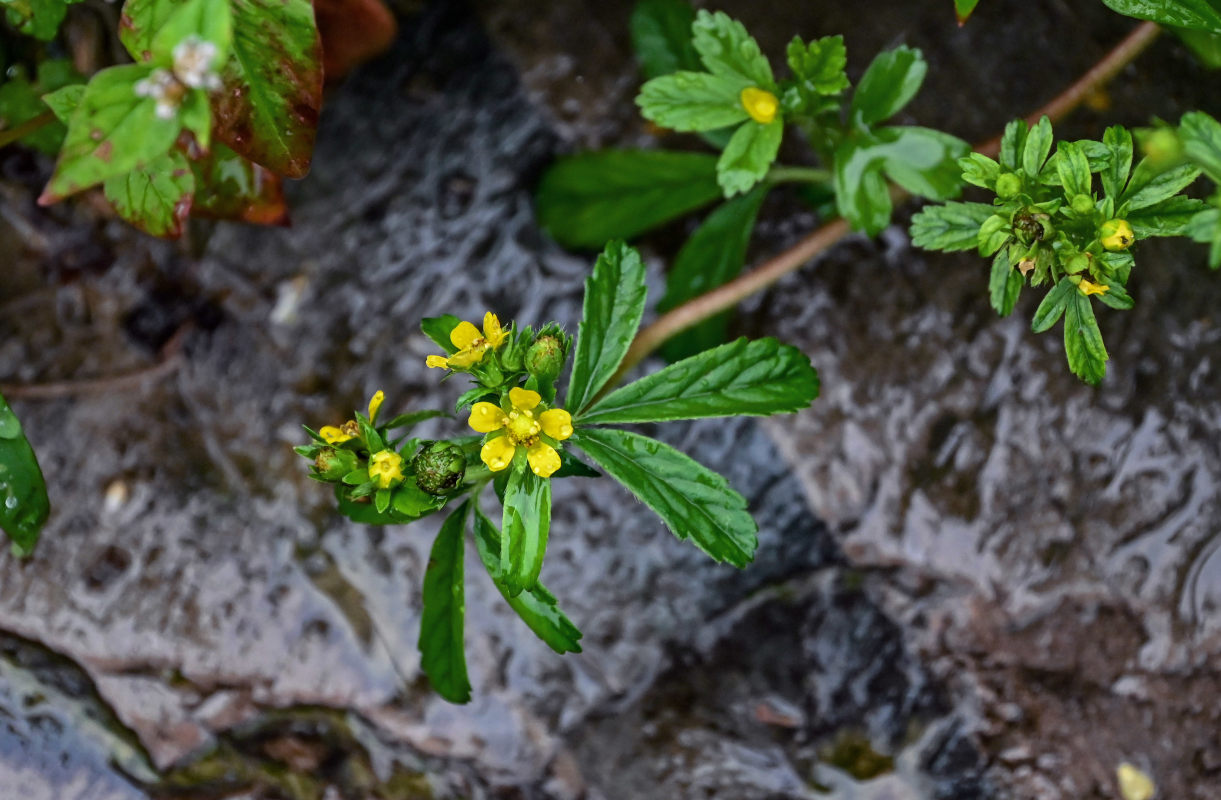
172 36 221 90
134 68 183 119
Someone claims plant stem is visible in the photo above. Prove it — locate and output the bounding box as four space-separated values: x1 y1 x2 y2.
767 165 832 185
607 21 1162 389
0 111 56 149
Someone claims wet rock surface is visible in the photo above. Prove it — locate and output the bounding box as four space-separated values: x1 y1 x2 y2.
1 0 1219 798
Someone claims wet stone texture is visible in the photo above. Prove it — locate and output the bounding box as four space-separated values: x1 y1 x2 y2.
0 2 994 799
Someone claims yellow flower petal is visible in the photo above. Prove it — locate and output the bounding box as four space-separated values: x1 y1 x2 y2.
1078 279 1110 296
1117 763 1155 800
469 402 507 433
446 344 487 368
508 386 541 411
450 320 482 350
320 426 353 444
740 87 779 124
527 442 561 478
481 436 516 472
367 390 384 423
483 311 507 348
539 408 573 441
426 355 450 369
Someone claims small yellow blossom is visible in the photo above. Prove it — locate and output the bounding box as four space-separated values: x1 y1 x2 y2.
320 420 359 444
740 87 779 124
368 450 405 489
426 312 508 370
468 387 573 478
1078 278 1110 296
1100 218 1135 251
1116 762 1155 800
367 390 384 423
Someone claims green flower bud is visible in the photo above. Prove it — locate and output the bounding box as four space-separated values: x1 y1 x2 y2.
1013 208 1053 244
1070 193 1094 216
525 335 565 382
995 172 1022 199
1065 252 1091 275
1099 218 1134 251
412 441 467 495
314 447 359 480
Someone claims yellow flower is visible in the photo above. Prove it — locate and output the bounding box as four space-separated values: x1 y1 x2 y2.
1116 762 1155 800
1078 278 1110 296
467 387 573 478
1099 218 1134 251
320 420 359 444
426 312 508 370
740 87 779 124
368 450 405 489
367 390 384 423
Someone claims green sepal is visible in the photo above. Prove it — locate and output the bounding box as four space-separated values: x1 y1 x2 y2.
418 501 472 703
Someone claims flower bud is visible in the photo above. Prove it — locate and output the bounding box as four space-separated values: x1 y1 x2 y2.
1070 193 1094 216
412 441 467 495
1099 218 1134 251
525 335 565 382
1013 209 1052 244
314 447 359 480
995 172 1022 199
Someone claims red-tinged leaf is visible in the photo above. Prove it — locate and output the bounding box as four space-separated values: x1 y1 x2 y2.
190 142 290 225
211 0 323 178
103 149 196 238
313 0 397 80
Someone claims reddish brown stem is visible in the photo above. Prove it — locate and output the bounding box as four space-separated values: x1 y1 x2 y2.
607 21 1162 389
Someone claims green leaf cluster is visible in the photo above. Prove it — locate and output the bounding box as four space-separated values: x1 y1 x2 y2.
298 240 818 703
910 116 1210 384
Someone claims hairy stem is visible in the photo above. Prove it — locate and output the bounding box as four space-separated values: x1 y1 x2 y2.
607 21 1162 389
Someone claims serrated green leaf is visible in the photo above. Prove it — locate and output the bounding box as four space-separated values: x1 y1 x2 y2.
1101 0 1221 33
717 117 782 196
578 337 817 425
208 0 322 178
989 247 1023 316
955 0 982 23
419 502 471 703
909 201 994 252
572 427 756 567
1180 110 1221 183
960 152 1000 190
472 508 582 654
1054 141 1092 199
1120 160 1202 211
1021 116 1054 179
537 150 721 249
630 0 700 79
1127 195 1210 236
421 315 463 354
566 241 647 413
999 118 1028 171
500 466 551 597
850 45 927 125
40 64 182 203
1037 140 1112 186
1096 277 1134 310
1064 291 1108 385
103 149 196 238
1031 277 1074 332
1102 125 1134 200
0 394 49 557
637 71 751 131
1186 206 1221 268
658 187 766 360
876 125 969 200
691 9 774 89
785 34 849 109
